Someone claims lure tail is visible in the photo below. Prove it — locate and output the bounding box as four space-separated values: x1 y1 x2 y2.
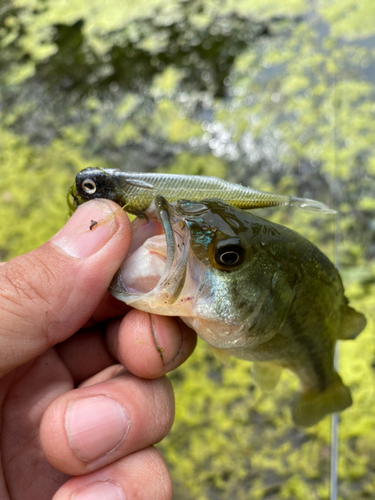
289 196 336 214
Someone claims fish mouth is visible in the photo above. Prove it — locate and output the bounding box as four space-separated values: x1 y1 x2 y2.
109 196 252 350
110 195 192 310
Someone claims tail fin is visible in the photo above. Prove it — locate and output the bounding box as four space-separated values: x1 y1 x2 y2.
339 305 366 340
292 374 352 427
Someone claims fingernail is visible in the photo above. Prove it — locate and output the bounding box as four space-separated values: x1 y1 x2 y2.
65 396 129 462
150 315 184 367
73 481 126 500
51 200 119 258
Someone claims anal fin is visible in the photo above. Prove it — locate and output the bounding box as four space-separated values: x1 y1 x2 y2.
252 362 282 392
292 373 352 427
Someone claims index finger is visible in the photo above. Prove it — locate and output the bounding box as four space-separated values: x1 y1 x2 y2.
106 309 197 379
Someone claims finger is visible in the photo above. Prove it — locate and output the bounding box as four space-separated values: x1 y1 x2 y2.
52 447 172 500
79 364 127 387
55 327 117 384
81 291 131 328
1 349 73 499
0 200 131 377
40 371 174 475
106 310 197 379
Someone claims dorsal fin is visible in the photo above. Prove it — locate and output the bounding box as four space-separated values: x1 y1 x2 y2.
123 177 155 189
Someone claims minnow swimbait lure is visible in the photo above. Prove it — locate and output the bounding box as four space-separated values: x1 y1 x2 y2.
68 167 336 216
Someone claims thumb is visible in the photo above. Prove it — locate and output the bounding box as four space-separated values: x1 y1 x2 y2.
0 199 131 377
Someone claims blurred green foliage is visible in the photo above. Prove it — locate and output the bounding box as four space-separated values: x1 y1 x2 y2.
0 0 374 498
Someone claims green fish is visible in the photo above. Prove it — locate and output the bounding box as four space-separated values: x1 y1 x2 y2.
68 167 336 216
110 196 366 426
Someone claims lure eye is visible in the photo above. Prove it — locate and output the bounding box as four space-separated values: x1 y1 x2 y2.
212 237 246 270
82 179 97 195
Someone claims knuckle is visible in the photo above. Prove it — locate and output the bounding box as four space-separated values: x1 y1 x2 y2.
1 254 55 308
0 252 65 346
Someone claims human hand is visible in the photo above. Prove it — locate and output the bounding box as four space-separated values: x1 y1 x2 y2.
0 199 196 500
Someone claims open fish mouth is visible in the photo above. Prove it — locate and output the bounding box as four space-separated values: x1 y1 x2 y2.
109 195 252 349
110 195 196 313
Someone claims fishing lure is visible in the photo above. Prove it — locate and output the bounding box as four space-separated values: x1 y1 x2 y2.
68 167 336 216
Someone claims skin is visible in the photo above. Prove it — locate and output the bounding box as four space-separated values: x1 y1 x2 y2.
0 199 197 500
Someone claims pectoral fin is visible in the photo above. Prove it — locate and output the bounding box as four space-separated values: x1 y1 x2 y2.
292 373 352 427
252 362 283 392
339 305 366 340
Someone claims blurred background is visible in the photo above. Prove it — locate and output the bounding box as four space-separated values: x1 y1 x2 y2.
0 0 374 498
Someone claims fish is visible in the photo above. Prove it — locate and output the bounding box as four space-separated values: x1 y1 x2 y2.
109 195 366 427
68 167 336 216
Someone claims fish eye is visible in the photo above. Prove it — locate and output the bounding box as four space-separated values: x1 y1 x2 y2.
217 248 242 265
82 179 97 195
214 240 246 270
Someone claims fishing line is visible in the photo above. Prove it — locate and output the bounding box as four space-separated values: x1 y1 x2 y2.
330 351 339 500
330 42 340 500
